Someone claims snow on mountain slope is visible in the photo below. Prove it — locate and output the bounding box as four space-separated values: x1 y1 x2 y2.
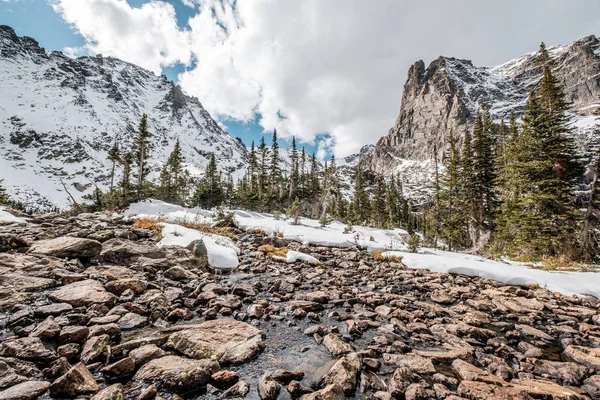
0 25 247 209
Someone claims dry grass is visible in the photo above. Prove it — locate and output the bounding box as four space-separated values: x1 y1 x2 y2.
258 244 289 259
372 249 403 263
178 221 239 241
133 217 166 231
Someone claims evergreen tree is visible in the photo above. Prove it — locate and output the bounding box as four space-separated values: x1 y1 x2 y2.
159 139 186 204
289 136 299 200
134 114 152 198
193 153 223 209
269 129 281 199
108 142 120 192
258 136 267 202
372 176 387 228
498 46 582 257
0 179 9 205
248 141 258 193
120 151 134 203
352 166 370 224
472 105 497 232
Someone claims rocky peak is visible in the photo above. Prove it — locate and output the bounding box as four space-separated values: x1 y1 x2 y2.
362 34 600 176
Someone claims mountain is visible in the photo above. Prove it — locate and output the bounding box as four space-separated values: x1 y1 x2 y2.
362 35 600 181
0 25 247 209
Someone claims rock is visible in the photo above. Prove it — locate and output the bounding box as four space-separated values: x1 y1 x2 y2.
117 312 147 330
323 352 361 395
128 344 165 367
404 383 428 400
0 337 55 362
452 359 505 385
100 357 135 376
186 239 208 258
295 291 330 304
583 375 600 400
211 370 239 388
29 316 61 340
28 237 102 259
299 384 346 400
564 345 600 370
58 326 89 344
165 319 264 364
521 358 588 386
34 303 73 317
164 266 198 281
388 367 415 398
288 380 312 398
49 280 117 307
50 363 99 397
90 384 124 400
258 374 281 400
105 278 147 295
100 239 164 263
248 304 265 319
44 357 71 379
221 380 250 398
457 380 530 400
511 378 589 399
382 354 436 374
0 381 50 400
134 356 219 391
514 324 553 341
271 369 305 384
80 334 109 364
322 334 353 357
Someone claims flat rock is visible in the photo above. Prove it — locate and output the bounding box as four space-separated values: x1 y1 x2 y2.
452 359 505 385
49 280 117 307
134 355 219 391
100 239 164 263
90 384 124 400
165 318 264 364
564 345 600 370
0 380 50 400
299 384 346 400
458 380 530 400
322 334 353 357
0 337 55 362
28 237 102 259
383 354 436 374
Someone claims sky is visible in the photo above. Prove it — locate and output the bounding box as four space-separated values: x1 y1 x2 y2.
1 0 599 159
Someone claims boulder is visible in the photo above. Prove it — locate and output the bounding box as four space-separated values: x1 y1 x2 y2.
0 337 55 362
134 355 219 391
28 237 102 259
322 334 353 357
382 354 436 374
258 374 281 400
100 239 164 263
299 384 346 400
90 384 124 400
323 352 361 395
165 319 264 364
564 345 600 370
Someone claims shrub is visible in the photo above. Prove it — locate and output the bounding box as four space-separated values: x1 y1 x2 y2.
408 234 420 253
319 213 333 227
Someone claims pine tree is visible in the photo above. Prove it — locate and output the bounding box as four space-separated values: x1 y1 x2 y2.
438 129 467 250
309 153 320 197
372 176 387 228
120 151 134 203
258 136 267 202
0 179 9 205
108 142 120 192
193 153 223 209
289 137 299 200
269 129 281 199
134 114 152 199
159 139 186 204
498 46 582 257
248 141 258 193
352 166 370 225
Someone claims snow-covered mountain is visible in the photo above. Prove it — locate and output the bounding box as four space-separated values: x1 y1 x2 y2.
0 25 247 209
363 35 600 181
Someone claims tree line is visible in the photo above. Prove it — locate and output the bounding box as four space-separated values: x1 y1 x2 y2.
426 43 600 262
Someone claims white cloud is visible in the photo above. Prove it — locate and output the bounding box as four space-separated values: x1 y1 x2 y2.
62 46 86 58
50 0 191 74
50 0 600 156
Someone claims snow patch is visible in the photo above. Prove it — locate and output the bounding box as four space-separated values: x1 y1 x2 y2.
0 207 27 224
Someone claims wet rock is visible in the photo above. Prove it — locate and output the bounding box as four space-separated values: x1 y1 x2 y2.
521 358 589 386
457 380 530 399
50 363 99 397
404 383 427 400
28 237 102 259
134 355 219 391
323 352 361 395
259 374 281 400
165 318 264 364
299 384 346 400
221 380 250 397
0 381 50 400
322 334 353 357
248 304 265 319
288 380 312 398
211 370 239 388
164 266 198 281
271 369 305 384
58 325 89 344
43 357 71 379
90 384 124 400
49 279 117 307
34 303 73 317
29 316 60 340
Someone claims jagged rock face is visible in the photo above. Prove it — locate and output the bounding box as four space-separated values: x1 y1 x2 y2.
0 25 248 209
363 35 600 175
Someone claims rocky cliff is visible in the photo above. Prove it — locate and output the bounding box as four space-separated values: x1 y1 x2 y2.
362 35 600 176
0 25 248 209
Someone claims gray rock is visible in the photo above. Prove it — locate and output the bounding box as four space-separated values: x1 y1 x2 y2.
133 355 219 391
0 381 50 400
49 280 117 307
49 363 99 397
28 237 102 259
